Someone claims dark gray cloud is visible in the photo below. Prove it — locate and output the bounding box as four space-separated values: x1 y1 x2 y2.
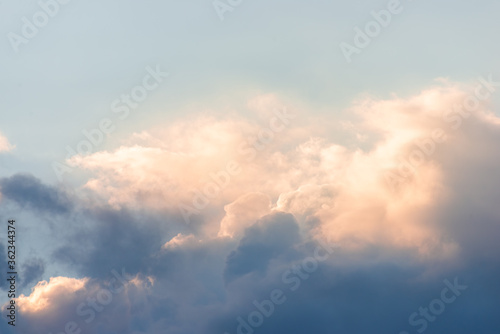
0 173 72 214
224 212 300 284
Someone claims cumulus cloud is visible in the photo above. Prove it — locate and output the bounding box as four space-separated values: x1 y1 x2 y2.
19 258 45 289
15 276 89 314
66 116 269 211
1 272 156 334
0 173 73 214
0 132 13 152
52 207 169 279
3 83 500 333
219 192 272 238
61 83 499 259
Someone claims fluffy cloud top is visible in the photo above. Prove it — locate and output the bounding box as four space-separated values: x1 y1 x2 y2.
61 82 499 259
0 132 13 152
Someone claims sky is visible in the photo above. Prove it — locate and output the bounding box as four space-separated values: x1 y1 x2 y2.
1 0 500 333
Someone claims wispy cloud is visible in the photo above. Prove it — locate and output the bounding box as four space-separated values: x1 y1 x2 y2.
0 132 13 152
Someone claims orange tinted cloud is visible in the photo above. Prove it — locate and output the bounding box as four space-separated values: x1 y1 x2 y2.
16 277 89 314
65 84 500 260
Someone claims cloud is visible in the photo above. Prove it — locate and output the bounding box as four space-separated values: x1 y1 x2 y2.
52 207 169 279
218 192 272 238
224 212 300 284
66 116 267 212
4 83 500 333
0 173 73 214
19 258 45 289
15 276 89 314
0 132 13 152
61 85 492 259
162 233 200 250
1 273 156 334
0 242 7 290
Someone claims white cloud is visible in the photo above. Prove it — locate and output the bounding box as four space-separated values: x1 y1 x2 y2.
62 84 500 261
15 276 89 314
0 132 13 152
